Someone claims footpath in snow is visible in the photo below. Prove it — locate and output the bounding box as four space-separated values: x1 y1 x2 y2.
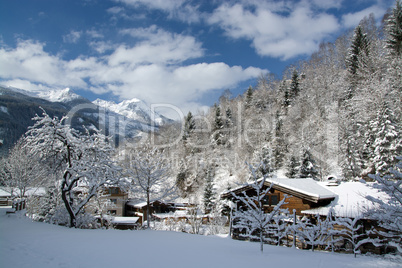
0 208 400 268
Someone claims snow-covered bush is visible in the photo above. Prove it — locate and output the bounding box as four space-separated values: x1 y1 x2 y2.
295 215 330 252
366 156 402 253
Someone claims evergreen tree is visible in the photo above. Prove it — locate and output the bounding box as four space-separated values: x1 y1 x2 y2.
245 86 253 109
372 102 401 176
176 160 188 195
290 70 300 99
346 25 370 97
273 111 287 170
341 130 362 180
213 104 225 146
298 149 319 180
183 111 196 141
282 86 291 109
252 145 274 178
203 167 215 214
286 156 299 178
385 0 402 58
225 107 233 128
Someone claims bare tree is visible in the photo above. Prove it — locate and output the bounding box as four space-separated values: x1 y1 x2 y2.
125 144 175 229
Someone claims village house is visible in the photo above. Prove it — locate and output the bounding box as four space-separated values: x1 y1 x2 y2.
101 186 128 216
221 177 337 216
221 176 391 253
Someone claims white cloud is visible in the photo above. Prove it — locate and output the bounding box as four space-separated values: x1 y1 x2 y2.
63 30 82 43
341 5 387 28
0 37 266 114
208 1 340 60
116 0 202 23
0 40 87 87
89 41 115 54
113 26 204 66
1 79 54 93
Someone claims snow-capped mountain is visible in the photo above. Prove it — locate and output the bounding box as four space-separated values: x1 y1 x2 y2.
93 98 168 126
0 86 173 155
36 88 86 103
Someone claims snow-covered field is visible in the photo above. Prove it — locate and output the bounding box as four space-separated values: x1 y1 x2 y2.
0 208 400 268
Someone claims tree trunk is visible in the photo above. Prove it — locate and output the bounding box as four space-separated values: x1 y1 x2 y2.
61 188 76 228
146 190 150 229
260 230 264 253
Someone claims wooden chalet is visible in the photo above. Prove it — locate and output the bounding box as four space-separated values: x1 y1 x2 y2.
221 177 397 254
221 177 337 216
125 200 174 225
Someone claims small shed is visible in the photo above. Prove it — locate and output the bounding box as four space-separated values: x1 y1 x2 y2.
0 188 13 206
111 216 140 230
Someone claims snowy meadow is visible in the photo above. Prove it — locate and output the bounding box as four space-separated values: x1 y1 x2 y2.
0 208 400 268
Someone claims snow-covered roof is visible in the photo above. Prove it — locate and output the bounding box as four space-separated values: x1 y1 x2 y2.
126 200 167 208
154 210 189 219
0 188 12 197
111 217 139 224
302 181 387 218
0 187 46 197
221 177 336 203
265 177 337 200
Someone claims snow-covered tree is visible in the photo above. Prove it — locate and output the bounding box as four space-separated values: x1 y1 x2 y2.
188 204 203 235
290 69 301 100
335 216 379 257
245 86 253 109
212 104 225 146
371 102 401 176
24 110 122 228
296 215 331 252
26 185 60 223
346 25 370 93
385 0 402 58
0 138 46 198
125 144 175 229
231 163 288 252
252 145 274 178
273 111 287 170
182 111 196 142
268 212 291 246
366 156 402 253
298 149 319 180
203 166 216 214
286 156 299 178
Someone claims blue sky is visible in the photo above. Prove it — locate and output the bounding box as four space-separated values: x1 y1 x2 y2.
0 0 395 115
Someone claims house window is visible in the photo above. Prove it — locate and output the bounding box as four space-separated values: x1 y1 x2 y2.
263 194 280 206
110 199 117 204
270 195 279 205
108 210 117 215
108 188 119 195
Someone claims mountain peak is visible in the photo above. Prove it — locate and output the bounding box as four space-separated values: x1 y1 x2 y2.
37 88 84 103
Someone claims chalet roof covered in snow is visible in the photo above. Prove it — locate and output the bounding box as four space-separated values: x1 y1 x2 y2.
265 177 337 202
301 181 387 219
221 177 337 203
